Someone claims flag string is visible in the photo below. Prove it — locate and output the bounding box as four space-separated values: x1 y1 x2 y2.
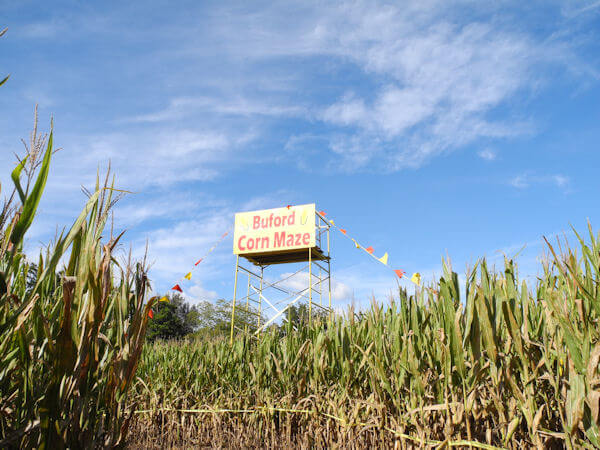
150 207 422 318
317 210 421 286
158 229 232 303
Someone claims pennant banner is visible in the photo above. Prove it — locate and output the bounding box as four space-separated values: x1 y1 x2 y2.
378 253 388 265
318 209 421 286
150 207 423 320
411 273 421 286
165 229 232 297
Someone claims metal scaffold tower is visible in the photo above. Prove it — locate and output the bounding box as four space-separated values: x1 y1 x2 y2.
229 206 331 343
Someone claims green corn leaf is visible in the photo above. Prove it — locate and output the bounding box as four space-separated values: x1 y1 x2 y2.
11 154 28 204
10 132 53 244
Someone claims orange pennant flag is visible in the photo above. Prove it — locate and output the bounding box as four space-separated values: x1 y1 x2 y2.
221 231 228 238
365 246 374 254
318 210 326 216
184 272 192 280
172 284 183 292
195 258 203 266
378 252 389 265
148 309 154 319
340 229 347 234
394 269 405 279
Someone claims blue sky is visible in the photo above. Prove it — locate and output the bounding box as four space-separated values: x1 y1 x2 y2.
1 0 600 310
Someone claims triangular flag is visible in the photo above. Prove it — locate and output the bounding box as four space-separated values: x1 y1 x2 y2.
148 309 154 319
318 210 326 216
340 229 347 235
159 296 169 302
221 231 228 238
365 246 374 254
394 269 405 279
195 258 203 266
378 252 389 265
352 239 360 249
286 205 291 209
184 272 192 280
411 273 421 285
172 284 183 292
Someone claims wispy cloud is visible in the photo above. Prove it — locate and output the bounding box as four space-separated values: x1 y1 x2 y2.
106 0 588 174
123 96 307 124
478 148 497 161
277 271 353 302
509 173 570 190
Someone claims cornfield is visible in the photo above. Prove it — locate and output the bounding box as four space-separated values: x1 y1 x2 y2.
0 114 155 448
131 228 600 448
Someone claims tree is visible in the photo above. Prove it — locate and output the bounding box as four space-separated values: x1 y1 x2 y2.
193 298 264 338
284 302 328 329
146 293 200 341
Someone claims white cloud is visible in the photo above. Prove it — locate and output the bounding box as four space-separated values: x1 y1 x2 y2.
240 190 295 212
124 96 306 124
553 174 570 188
186 283 220 303
509 173 570 190
172 0 574 173
275 271 353 302
43 127 255 195
478 148 497 161
509 174 530 189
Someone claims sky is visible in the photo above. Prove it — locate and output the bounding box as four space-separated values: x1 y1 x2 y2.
1 0 600 313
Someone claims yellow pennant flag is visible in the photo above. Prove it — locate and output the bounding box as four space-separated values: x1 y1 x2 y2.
329 219 335 226
378 252 388 265
352 239 360 249
411 272 421 285
184 272 192 280
159 296 169 302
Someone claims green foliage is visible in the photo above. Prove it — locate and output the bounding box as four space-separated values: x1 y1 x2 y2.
134 227 600 447
191 298 263 339
0 118 153 448
146 293 199 341
284 302 328 329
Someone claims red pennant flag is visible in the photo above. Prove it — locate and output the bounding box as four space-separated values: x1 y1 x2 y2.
148 309 154 319
221 232 228 238
340 229 347 235
318 210 326 216
286 205 292 209
394 269 405 279
194 258 203 266
172 284 183 292
365 246 374 254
